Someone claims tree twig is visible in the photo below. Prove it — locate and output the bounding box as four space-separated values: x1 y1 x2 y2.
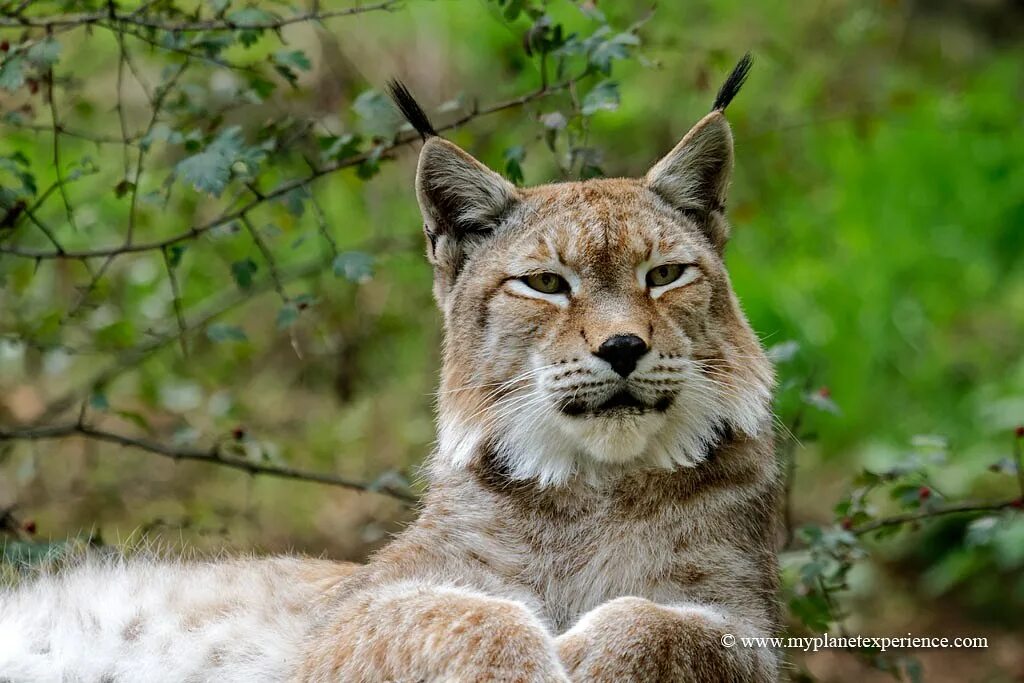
851 498 1020 536
0 74 579 262
0 422 418 505
0 2 404 29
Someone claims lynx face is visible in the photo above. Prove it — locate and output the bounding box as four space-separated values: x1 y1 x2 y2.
414 111 773 486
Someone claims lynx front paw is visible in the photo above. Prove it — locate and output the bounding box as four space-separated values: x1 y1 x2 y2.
298 582 569 683
556 597 775 683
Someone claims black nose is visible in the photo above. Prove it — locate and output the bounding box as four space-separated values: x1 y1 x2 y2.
594 334 649 377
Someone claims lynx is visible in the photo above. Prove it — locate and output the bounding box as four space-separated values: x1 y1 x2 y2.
0 54 781 682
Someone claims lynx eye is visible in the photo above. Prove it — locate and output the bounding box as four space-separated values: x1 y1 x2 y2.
646 263 688 288
522 272 570 295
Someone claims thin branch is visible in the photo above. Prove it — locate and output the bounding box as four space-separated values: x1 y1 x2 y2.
44 28 78 233
113 30 132 177
112 23 263 75
18 204 67 257
0 422 418 505
0 2 404 30
161 245 189 357
309 190 340 259
0 119 140 146
852 499 1021 536
239 213 289 302
0 74 580 261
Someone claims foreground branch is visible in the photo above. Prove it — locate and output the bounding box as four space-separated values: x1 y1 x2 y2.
852 498 1020 535
0 422 418 505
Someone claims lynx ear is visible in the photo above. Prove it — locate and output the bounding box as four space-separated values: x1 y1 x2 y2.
416 137 518 243
388 80 520 300
645 53 751 252
415 138 519 293
644 112 734 250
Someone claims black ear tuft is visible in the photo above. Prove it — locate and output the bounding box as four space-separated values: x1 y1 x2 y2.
387 80 438 141
711 52 752 112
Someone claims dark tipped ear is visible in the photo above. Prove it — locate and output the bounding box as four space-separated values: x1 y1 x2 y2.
416 137 517 238
644 112 734 251
387 80 438 140
416 137 519 298
645 112 733 218
645 54 752 253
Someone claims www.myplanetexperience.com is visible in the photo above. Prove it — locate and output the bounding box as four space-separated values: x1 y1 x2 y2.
720 633 989 652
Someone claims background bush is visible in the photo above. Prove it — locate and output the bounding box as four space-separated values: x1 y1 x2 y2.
1 1 1022 681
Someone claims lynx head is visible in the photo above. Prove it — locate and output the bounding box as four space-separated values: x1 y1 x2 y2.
391 55 773 487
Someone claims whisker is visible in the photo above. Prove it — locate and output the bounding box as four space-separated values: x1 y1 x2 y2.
435 361 563 397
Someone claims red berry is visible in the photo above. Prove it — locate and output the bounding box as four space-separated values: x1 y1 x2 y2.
231 426 245 440
1011 499 1024 510
23 519 37 534
1015 425 1024 438
818 386 831 399
840 517 853 530
26 79 38 95
0 41 9 53
918 486 931 500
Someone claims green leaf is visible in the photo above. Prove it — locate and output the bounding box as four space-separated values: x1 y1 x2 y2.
96 321 137 349
540 111 568 130
332 252 374 282
588 31 639 74
176 126 263 197
788 593 832 633
890 482 923 507
353 90 402 138
166 245 187 269
965 516 1000 547
0 152 36 197
503 145 526 185
230 258 258 290
581 80 620 115
25 37 61 69
206 323 248 342
502 0 525 21
113 180 135 198
0 56 26 92
273 65 298 87
276 303 300 329
319 133 363 162
273 49 312 72
851 468 883 487
225 7 276 27
246 75 276 100
280 188 307 217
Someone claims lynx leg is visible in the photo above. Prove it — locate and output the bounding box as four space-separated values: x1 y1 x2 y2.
297 581 569 683
556 597 777 683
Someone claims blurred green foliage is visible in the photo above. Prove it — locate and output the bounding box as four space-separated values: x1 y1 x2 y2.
1 0 1023 680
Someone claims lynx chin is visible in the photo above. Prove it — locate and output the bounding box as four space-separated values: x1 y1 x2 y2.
1 53 783 682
